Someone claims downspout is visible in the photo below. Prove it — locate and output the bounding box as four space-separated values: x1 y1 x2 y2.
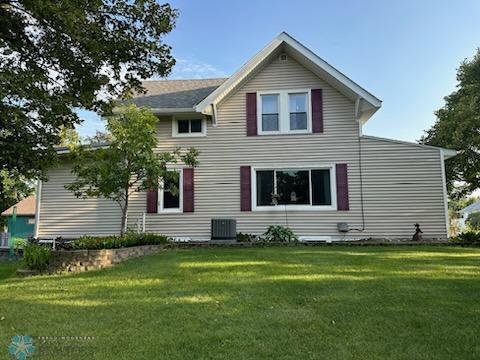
440 150 450 238
33 179 42 239
352 97 366 232
211 103 218 127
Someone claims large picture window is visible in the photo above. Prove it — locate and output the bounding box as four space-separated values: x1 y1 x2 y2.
258 89 311 134
254 167 334 209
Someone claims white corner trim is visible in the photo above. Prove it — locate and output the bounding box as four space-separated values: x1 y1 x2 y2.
439 151 450 238
250 164 337 212
33 179 42 238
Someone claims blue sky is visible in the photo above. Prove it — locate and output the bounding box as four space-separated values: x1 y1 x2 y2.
77 0 480 142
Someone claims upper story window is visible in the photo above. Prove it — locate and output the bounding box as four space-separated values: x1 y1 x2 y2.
261 94 279 132
257 90 311 135
172 117 206 137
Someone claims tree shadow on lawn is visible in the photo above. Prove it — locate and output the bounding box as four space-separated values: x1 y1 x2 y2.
0 246 479 359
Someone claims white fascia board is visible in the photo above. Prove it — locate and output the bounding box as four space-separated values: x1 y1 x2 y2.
195 36 283 114
361 135 458 158
195 32 382 118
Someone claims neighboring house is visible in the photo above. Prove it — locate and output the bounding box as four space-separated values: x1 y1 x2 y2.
35 32 456 241
458 201 480 230
1 196 36 240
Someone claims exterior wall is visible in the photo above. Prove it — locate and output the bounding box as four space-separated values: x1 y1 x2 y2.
125 56 364 240
6 215 35 239
37 56 448 240
37 164 122 238
361 137 447 239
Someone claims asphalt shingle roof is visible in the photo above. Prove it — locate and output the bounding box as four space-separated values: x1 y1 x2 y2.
126 78 228 109
1 196 36 216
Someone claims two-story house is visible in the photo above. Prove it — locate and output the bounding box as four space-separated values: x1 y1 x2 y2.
35 33 456 241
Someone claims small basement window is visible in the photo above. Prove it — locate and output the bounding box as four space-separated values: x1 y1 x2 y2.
173 118 206 137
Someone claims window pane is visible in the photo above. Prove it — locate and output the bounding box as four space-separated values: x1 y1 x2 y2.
163 171 180 209
256 170 274 206
178 120 189 133
290 113 307 130
289 93 307 130
261 94 278 114
262 114 279 131
190 119 202 133
312 169 331 205
276 170 310 205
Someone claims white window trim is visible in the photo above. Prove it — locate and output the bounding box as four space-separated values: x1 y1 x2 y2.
172 116 207 137
257 89 312 135
158 168 183 214
251 164 337 211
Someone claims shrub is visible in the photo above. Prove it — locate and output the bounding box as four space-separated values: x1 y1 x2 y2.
24 244 52 271
236 232 257 243
72 233 170 250
11 237 27 255
466 212 480 231
451 231 480 246
263 225 298 243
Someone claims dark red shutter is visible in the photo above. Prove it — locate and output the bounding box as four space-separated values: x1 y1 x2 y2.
246 92 257 136
183 168 194 212
146 188 158 213
336 163 349 211
311 89 324 133
240 166 251 211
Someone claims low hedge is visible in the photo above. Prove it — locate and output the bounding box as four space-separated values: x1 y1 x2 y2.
72 233 170 250
450 231 480 246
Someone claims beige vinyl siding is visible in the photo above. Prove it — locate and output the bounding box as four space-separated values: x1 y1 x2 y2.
361 137 447 239
37 56 448 240
127 56 365 239
37 164 121 237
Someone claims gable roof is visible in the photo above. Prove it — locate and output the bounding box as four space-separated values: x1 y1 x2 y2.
125 78 227 113
1 196 36 216
459 201 480 215
195 32 382 124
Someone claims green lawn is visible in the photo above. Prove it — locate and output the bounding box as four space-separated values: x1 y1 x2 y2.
0 246 479 359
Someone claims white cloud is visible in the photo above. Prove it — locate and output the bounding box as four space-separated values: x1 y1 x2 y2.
167 58 227 79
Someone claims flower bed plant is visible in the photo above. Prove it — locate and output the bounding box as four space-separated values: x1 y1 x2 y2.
71 233 170 250
23 244 52 271
451 231 480 246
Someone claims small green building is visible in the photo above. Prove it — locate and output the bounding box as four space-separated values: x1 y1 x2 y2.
1 196 36 240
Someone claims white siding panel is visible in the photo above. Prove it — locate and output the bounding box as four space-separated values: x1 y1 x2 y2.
38 164 122 237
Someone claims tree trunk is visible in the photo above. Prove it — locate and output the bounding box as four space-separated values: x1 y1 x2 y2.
120 190 129 237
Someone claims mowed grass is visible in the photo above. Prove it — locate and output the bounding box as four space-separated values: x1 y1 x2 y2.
0 246 479 359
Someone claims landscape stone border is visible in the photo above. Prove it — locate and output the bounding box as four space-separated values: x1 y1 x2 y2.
15 239 455 276
50 244 165 273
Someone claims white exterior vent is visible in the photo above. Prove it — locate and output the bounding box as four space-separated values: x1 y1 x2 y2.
279 53 288 62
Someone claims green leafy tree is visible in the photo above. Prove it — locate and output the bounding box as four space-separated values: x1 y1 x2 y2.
0 0 178 184
466 212 480 231
66 106 198 236
421 49 480 198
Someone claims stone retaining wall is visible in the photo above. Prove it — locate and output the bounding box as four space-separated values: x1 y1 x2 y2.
51 245 164 272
